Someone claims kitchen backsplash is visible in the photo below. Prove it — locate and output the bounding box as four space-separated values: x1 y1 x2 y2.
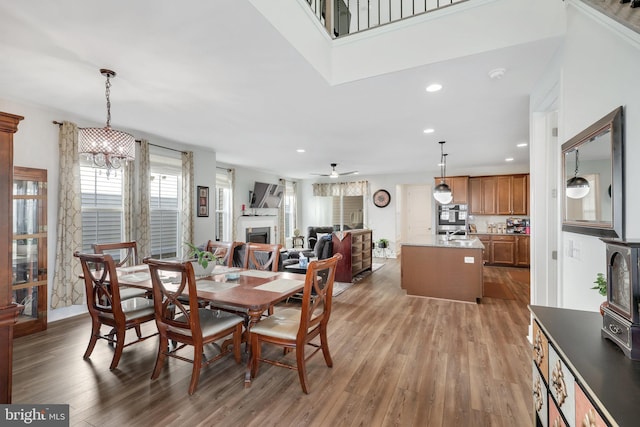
469 214 530 234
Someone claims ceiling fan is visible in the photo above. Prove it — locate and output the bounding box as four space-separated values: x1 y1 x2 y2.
312 163 358 179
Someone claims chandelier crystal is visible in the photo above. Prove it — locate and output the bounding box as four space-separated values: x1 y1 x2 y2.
79 69 135 176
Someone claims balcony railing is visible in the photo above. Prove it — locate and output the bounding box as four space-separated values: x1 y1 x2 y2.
307 0 468 38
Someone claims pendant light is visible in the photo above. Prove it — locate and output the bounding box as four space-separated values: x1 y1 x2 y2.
79 69 135 176
433 140 453 204
566 149 590 199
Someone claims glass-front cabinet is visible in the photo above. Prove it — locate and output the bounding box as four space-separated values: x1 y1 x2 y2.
12 166 47 336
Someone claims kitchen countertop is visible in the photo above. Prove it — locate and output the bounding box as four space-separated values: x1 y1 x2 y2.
401 235 485 250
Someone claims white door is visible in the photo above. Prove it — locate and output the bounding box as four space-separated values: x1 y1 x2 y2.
399 184 433 250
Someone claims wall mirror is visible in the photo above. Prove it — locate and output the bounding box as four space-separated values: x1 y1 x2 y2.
562 106 624 238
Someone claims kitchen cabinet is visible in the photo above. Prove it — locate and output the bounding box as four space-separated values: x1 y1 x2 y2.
470 174 528 215
491 235 515 265
497 174 528 215
474 233 529 267
469 176 497 215
433 175 469 205
515 235 530 267
478 235 491 264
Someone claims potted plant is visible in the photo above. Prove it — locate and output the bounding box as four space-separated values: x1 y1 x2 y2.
184 242 218 277
592 272 608 315
378 238 389 249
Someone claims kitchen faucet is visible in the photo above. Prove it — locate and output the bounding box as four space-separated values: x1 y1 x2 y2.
445 229 467 241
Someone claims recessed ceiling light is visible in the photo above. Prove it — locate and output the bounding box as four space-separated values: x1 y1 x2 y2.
505 157 514 162
296 149 305 153
517 143 528 148
426 83 442 92
423 128 435 134
488 68 506 80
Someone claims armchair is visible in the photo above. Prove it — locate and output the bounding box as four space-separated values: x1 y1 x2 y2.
307 226 334 250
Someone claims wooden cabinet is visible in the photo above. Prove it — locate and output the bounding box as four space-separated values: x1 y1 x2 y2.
516 235 530 267
530 307 620 426
478 235 491 264
469 176 497 214
434 176 469 204
470 174 528 215
332 229 372 283
497 174 528 215
490 235 515 265
12 167 48 337
475 234 529 267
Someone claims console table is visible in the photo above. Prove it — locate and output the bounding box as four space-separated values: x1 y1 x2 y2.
530 305 640 426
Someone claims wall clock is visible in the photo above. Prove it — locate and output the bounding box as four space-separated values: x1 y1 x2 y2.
373 189 391 208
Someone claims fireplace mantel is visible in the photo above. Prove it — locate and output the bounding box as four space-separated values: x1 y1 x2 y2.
237 215 277 244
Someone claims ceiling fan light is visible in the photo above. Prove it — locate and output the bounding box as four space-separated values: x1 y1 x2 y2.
329 171 339 178
433 182 453 204
566 176 590 199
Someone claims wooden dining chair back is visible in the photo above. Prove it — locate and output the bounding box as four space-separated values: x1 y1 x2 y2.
93 241 139 267
74 251 156 370
93 241 148 300
205 240 240 268
143 257 244 395
249 253 342 393
244 242 282 272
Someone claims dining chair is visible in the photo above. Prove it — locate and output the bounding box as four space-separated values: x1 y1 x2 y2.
206 240 241 268
249 253 342 393
93 241 149 300
74 251 157 370
243 242 282 272
143 257 244 395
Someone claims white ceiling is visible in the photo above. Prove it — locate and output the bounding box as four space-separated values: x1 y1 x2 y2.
0 0 564 179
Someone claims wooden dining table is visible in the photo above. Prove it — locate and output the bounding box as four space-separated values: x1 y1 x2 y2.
114 263 307 386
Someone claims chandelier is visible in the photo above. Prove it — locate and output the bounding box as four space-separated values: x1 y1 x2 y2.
433 141 453 204
79 69 135 175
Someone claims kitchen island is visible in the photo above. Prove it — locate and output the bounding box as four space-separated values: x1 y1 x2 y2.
401 235 485 303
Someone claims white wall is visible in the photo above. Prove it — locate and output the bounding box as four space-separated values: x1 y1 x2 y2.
554 2 640 311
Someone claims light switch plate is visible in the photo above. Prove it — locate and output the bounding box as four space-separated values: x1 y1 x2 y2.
464 257 474 263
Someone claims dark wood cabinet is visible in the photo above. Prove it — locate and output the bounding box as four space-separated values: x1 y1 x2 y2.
434 176 469 205
475 234 529 267
497 174 528 215
469 176 497 214
470 174 528 215
332 229 372 283
478 235 491 264
515 235 530 267
490 235 515 265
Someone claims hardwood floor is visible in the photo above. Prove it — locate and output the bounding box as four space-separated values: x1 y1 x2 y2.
12 259 533 427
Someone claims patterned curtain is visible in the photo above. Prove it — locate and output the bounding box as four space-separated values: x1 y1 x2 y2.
123 157 135 242
312 180 368 196
51 121 84 308
181 151 194 256
136 140 151 258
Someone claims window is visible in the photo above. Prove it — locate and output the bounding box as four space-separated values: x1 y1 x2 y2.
150 154 181 259
80 161 124 253
283 181 297 238
215 169 233 241
332 195 363 230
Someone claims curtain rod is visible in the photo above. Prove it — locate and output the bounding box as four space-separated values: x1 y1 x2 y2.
53 121 187 154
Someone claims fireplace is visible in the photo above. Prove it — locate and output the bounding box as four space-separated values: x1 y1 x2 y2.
246 227 270 244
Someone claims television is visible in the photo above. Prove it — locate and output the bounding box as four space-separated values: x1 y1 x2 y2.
250 181 284 208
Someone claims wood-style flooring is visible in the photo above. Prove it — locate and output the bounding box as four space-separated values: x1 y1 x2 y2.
12 259 533 427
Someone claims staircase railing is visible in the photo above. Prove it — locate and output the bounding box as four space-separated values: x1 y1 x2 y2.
306 0 468 38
